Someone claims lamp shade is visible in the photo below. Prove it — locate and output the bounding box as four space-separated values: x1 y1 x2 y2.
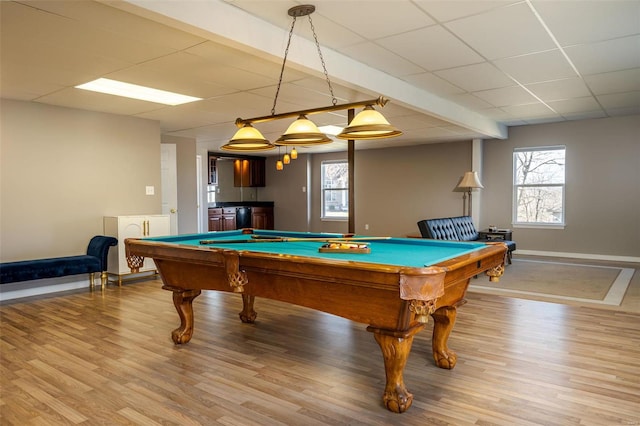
275 115 332 145
221 124 275 151
336 106 402 140
457 171 484 189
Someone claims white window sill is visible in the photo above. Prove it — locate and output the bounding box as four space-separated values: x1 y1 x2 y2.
512 223 565 230
321 217 348 222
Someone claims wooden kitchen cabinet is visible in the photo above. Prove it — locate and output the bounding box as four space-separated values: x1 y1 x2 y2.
208 208 237 231
233 158 265 187
251 207 274 230
208 208 223 231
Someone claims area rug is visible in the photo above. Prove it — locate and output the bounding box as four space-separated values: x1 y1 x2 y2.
468 259 634 307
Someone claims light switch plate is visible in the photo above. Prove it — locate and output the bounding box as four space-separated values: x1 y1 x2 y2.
145 186 154 195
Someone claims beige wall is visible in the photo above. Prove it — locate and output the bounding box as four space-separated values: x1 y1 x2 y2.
263 115 639 258
6 98 635 262
261 141 472 237
262 154 309 231
1 100 162 261
483 115 640 258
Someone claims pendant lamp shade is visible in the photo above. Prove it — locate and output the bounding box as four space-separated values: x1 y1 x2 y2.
290 147 298 159
221 124 275 152
275 115 332 145
337 106 402 140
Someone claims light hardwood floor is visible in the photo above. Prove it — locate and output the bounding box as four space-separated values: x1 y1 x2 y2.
1 272 639 425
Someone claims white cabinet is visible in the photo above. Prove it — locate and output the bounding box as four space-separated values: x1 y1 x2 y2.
103 215 170 284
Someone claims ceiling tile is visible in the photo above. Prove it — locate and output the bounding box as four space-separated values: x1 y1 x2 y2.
597 91 640 110
313 1 435 40
16 0 206 49
36 87 165 116
185 42 308 82
525 77 592 102
228 1 369 50
446 93 494 110
562 110 607 121
479 107 518 121
445 2 556 60
337 42 425 77
546 97 602 114
584 68 640 95
402 72 466 96
377 25 484 71
106 52 242 99
1 38 130 93
414 0 521 23
501 102 558 118
473 86 539 107
565 35 640 75
137 101 237 132
532 0 640 46
435 62 514 92
494 49 577 84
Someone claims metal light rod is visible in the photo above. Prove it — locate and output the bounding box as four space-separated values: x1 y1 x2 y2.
235 96 389 127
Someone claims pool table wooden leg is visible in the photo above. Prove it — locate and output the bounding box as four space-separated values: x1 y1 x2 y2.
369 325 424 413
163 286 201 345
431 305 458 369
239 294 257 323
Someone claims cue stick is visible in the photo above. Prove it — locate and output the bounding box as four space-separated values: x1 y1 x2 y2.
198 236 391 245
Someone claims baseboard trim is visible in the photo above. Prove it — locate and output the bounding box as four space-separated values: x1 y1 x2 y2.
0 276 90 302
516 249 640 264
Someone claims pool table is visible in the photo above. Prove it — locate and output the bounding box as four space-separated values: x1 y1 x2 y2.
125 229 506 413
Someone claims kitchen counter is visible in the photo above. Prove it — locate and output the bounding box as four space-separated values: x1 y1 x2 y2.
208 201 274 208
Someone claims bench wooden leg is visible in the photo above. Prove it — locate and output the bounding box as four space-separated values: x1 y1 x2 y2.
89 272 95 290
101 272 108 290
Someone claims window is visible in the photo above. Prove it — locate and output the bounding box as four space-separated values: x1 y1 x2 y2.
321 160 348 219
513 146 566 226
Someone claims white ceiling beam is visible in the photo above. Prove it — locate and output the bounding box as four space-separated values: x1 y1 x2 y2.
111 0 507 139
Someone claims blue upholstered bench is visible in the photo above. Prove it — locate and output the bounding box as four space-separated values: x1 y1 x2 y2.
0 236 117 290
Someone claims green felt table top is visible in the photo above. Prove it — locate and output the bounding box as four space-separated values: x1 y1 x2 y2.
144 229 485 268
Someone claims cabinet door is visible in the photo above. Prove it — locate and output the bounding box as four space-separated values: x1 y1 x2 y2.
251 207 274 230
249 158 265 186
233 158 266 187
208 208 223 231
104 215 169 275
147 215 170 237
208 215 222 231
222 208 237 230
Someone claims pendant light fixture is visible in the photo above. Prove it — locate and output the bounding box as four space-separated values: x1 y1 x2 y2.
276 147 284 170
221 4 401 153
290 147 298 160
337 105 402 140
275 115 332 145
222 123 275 152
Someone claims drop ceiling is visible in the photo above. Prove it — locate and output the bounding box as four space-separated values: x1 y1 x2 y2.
1 0 638 154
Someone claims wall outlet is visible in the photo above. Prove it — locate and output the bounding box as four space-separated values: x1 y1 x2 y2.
145 186 155 195
365 224 369 230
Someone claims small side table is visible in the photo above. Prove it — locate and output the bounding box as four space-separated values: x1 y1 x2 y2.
478 229 512 241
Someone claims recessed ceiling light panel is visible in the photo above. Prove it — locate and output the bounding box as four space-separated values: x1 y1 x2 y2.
75 78 202 106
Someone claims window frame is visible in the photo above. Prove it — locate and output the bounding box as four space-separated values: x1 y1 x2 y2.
512 146 566 229
320 160 349 221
